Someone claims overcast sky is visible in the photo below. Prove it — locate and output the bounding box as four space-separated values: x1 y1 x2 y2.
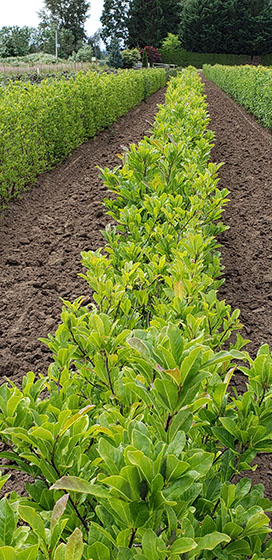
0 0 104 36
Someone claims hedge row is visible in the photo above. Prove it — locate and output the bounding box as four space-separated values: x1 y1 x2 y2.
203 64 272 130
0 68 166 207
161 49 248 68
1 68 272 559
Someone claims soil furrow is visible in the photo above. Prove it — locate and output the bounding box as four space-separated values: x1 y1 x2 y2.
202 75 272 497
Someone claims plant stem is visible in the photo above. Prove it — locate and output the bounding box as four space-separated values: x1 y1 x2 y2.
129 528 136 548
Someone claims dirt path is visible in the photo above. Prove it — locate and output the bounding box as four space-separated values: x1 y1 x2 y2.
202 75 272 497
0 88 166 386
203 76 272 358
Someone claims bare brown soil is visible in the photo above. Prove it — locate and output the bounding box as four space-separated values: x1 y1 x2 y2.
1 78 272 499
202 75 272 498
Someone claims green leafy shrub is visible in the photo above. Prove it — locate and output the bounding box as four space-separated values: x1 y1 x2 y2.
121 48 140 68
161 45 248 67
203 64 272 130
0 68 166 206
68 45 93 63
1 68 272 558
0 52 62 66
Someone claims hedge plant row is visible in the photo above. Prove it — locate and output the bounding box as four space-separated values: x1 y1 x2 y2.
203 64 272 130
1 68 272 559
0 68 166 207
161 49 249 68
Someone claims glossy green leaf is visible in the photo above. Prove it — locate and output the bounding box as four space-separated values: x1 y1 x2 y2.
194 531 230 553
0 548 17 560
87 542 110 560
170 537 197 554
0 499 16 546
65 528 84 560
50 476 109 498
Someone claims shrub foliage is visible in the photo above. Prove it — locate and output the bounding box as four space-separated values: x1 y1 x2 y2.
0 68 166 206
1 67 272 558
203 64 272 130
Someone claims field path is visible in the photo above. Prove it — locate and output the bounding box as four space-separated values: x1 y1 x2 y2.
203 75 272 357
0 87 166 384
203 75 272 497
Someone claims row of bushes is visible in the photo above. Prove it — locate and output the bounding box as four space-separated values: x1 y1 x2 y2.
1 68 272 559
161 48 249 68
0 68 166 207
203 64 272 130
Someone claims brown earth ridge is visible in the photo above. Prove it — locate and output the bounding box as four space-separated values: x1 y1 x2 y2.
1 78 272 497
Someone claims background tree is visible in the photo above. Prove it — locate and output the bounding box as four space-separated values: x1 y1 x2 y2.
180 0 234 53
108 36 123 67
180 0 272 55
38 22 76 58
161 32 182 61
127 0 182 48
87 29 103 59
229 0 272 56
39 0 90 55
0 26 40 57
100 0 130 47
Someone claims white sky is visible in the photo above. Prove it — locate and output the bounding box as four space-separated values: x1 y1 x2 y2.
0 0 104 36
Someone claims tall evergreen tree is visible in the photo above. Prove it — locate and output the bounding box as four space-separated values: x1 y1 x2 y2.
180 0 234 53
108 36 123 67
127 0 182 48
230 0 272 56
39 0 90 54
100 0 130 47
180 0 272 55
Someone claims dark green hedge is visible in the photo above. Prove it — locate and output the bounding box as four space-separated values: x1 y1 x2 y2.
162 49 272 68
161 49 248 68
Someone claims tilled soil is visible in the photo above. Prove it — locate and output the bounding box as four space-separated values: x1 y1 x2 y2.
1 78 272 499
0 88 166 385
203 76 272 359
203 75 272 497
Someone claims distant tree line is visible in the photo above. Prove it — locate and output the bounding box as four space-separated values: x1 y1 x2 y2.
101 0 272 56
0 0 271 61
180 0 272 56
0 0 102 60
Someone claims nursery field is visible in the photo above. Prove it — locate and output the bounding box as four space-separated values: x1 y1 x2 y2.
1 69 272 558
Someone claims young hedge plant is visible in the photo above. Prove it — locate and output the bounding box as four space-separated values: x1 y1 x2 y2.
1 68 272 559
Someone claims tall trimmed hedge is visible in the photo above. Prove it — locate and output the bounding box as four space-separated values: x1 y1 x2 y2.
203 64 272 130
161 48 248 68
0 68 166 206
